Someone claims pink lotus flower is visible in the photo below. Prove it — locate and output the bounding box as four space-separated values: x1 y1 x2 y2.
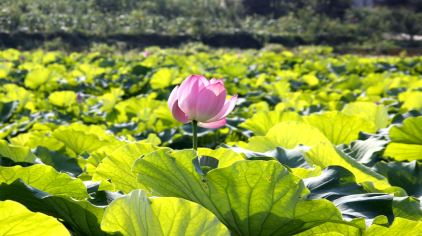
168 75 237 129
142 51 150 57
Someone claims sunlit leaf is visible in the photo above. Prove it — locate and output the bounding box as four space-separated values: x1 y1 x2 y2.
384 117 422 161
0 164 87 199
101 190 229 236
305 111 376 145
134 149 345 235
240 111 301 136
242 121 390 190
48 90 77 107
93 142 158 193
0 140 37 163
0 200 70 235
342 101 389 129
366 218 422 235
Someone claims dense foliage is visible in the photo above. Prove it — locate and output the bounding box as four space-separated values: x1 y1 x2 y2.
0 0 421 50
0 46 421 235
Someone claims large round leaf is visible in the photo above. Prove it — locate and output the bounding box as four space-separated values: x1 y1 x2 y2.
342 101 389 130
52 123 119 156
48 90 77 108
243 121 390 190
93 142 158 193
384 117 422 161
304 111 375 145
0 180 106 236
101 189 229 236
133 149 345 235
0 140 37 163
240 111 301 136
374 161 422 197
0 200 70 235
0 164 87 199
366 217 422 235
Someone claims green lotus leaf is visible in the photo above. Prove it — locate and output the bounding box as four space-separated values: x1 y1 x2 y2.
398 91 422 111
366 217 422 235
93 142 158 193
1 44 422 236
218 62 248 78
150 67 178 89
134 149 345 235
72 63 106 83
242 121 390 190
0 164 87 199
294 222 362 236
291 167 322 179
388 117 422 144
384 143 422 162
374 160 422 197
305 166 366 200
0 200 70 236
197 147 245 167
304 111 376 145
0 84 34 111
11 131 65 151
0 101 17 122
342 137 388 165
306 165 422 224
24 67 51 89
240 110 302 136
52 123 119 156
384 117 422 161
98 88 124 112
35 147 83 176
0 140 37 163
393 197 422 221
0 180 106 235
101 189 229 236
342 101 389 129
0 61 12 78
53 128 114 156
48 90 77 107
114 96 177 132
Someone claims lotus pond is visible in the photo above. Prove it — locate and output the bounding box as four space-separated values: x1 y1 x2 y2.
0 47 421 235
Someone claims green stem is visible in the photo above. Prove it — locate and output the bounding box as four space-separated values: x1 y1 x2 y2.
192 120 198 151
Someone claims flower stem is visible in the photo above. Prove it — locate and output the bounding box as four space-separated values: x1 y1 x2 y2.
192 120 198 151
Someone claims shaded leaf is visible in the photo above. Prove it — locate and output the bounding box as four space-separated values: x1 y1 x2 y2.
374 160 422 197
35 146 83 177
0 101 17 122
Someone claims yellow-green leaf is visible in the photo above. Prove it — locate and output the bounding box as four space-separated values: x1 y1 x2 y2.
0 200 70 236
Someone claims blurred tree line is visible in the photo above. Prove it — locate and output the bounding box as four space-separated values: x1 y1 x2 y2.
0 0 421 49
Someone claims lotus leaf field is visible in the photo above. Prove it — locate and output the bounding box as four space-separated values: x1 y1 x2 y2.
0 47 421 235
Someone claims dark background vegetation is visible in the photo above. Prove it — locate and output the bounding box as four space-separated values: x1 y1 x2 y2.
0 0 421 53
